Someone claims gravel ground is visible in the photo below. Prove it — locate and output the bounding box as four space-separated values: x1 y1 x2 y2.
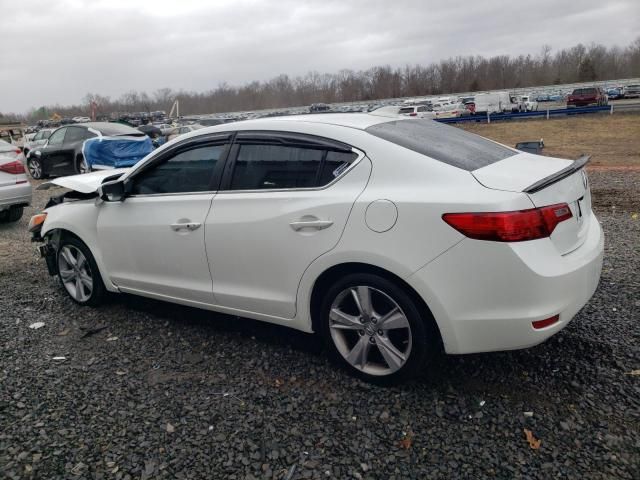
0 171 638 479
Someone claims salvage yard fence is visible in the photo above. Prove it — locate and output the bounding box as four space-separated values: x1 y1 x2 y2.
435 103 640 124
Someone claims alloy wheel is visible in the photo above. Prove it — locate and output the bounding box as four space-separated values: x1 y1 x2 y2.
329 286 412 376
28 159 42 179
58 245 93 302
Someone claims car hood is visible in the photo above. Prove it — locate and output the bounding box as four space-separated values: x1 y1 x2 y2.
37 168 130 193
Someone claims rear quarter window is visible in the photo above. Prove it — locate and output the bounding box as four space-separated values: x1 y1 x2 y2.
365 119 515 171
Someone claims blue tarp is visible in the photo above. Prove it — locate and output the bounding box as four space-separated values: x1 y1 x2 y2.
82 135 154 169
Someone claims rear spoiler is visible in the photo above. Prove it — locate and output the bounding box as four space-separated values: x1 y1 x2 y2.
523 155 591 194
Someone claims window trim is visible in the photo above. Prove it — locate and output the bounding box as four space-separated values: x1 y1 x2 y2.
125 132 233 198
218 131 364 194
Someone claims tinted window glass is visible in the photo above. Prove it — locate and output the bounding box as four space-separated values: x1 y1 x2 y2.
318 150 358 186
231 144 324 190
64 127 95 143
398 107 414 114
366 119 515 171
42 130 52 139
132 144 226 195
47 128 66 146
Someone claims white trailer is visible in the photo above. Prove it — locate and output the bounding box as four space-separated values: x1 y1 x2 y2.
473 91 518 114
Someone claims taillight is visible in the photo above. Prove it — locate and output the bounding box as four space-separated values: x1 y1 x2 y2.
15 148 22 154
409 112 417 116
0 160 25 175
442 203 573 242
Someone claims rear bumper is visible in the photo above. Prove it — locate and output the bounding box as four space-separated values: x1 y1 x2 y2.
0 183 32 211
408 212 604 354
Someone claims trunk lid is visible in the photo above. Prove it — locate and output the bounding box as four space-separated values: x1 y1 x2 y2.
472 152 592 255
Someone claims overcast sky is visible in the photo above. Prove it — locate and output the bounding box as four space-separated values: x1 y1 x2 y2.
2 0 638 113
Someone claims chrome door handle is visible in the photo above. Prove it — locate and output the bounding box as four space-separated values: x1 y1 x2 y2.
170 222 201 231
289 219 334 231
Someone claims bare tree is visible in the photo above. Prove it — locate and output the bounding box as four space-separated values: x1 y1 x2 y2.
26 38 640 121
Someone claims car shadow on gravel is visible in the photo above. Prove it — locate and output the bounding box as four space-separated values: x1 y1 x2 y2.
115 292 324 355
110 290 592 400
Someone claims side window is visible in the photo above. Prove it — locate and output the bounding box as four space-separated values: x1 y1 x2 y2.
131 143 226 195
64 127 92 143
229 141 359 191
47 128 66 146
318 150 358 186
230 144 324 190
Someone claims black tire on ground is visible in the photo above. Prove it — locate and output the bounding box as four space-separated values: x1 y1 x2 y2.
76 155 90 174
27 157 45 179
4 206 24 223
56 235 106 307
319 272 438 385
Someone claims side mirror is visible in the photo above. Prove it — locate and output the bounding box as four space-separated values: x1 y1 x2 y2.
98 180 126 202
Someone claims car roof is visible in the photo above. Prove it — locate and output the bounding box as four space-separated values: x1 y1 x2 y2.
229 113 400 130
72 122 142 135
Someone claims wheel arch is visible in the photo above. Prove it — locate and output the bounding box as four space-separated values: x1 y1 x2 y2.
309 262 443 349
42 223 117 293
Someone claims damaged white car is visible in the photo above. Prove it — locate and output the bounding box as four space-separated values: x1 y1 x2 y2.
29 114 604 384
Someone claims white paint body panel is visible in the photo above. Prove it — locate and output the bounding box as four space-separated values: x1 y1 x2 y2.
38 168 129 193
39 114 604 356
97 195 215 304
206 157 371 318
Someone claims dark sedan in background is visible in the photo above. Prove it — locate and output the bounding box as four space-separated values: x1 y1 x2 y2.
27 122 144 179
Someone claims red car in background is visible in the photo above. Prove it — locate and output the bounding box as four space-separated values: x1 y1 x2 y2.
567 87 608 107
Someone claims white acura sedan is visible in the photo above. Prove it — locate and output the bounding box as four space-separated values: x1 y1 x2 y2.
30 114 603 384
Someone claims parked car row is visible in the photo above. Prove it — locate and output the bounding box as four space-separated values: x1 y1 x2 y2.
26 123 149 179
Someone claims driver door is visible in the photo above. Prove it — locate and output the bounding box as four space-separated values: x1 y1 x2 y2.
96 134 230 306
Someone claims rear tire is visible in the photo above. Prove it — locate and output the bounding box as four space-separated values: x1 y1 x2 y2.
56 235 106 306
0 207 24 223
27 157 45 179
319 273 437 385
76 155 90 174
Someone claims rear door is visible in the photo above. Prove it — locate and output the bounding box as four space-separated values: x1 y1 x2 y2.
205 131 371 318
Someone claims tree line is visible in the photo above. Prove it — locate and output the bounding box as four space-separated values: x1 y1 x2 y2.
10 38 640 121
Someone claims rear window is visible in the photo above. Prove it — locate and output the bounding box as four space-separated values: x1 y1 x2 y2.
398 107 414 114
572 88 596 95
365 119 516 171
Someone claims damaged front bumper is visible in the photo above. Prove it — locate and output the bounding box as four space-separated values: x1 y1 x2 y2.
38 242 58 276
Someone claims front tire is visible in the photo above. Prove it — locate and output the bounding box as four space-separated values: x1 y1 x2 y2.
56 236 106 306
319 273 436 385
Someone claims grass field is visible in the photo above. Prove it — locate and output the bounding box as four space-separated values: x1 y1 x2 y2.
459 112 640 168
